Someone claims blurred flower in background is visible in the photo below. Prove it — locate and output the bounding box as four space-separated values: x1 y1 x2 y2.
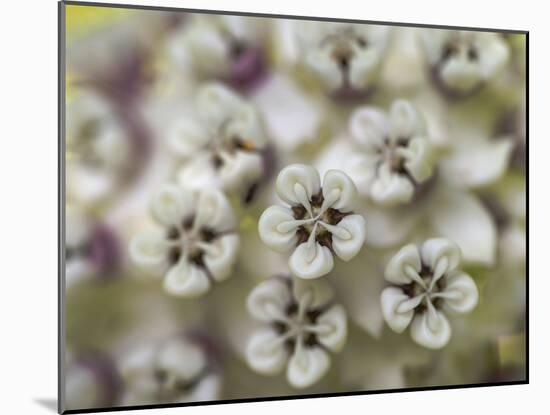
63 4 527 412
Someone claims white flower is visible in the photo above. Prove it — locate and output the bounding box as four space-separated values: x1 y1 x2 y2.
347 100 435 206
295 22 390 95
381 238 478 349
169 15 268 90
259 164 366 279
168 83 268 198
129 184 239 297
119 337 220 405
419 30 510 98
66 92 131 204
246 277 347 388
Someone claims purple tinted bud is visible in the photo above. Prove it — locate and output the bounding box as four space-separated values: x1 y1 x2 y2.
227 46 268 92
87 224 121 276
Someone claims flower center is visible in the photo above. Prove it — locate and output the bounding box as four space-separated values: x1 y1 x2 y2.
399 264 449 314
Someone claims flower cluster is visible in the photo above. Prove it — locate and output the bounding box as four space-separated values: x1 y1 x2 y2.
64 7 526 412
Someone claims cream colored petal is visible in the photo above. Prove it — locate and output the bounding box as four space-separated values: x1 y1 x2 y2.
330 214 366 261
163 259 211 298
441 271 479 314
292 278 334 309
347 154 379 198
402 137 434 183
177 154 222 191
157 339 206 381
276 164 321 207
203 234 240 282
151 184 194 227
197 83 245 126
384 243 422 285
129 232 169 269
370 163 415 206
321 170 358 212
289 242 334 279
305 46 343 91
349 107 389 152
247 277 292 323
410 309 452 349
287 345 330 389
476 33 510 80
194 189 235 233
188 374 221 402
363 204 419 248
315 304 347 352
420 238 461 282
225 105 267 148
380 287 415 333
166 119 211 159
258 206 298 253
389 99 423 140
246 328 288 375
348 48 381 90
219 150 263 191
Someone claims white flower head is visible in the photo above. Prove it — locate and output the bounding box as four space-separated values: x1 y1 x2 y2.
348 100 435 206
419 30 510 98
130 184 239 297
381 238 479 349
168 83 268 199
66 92 132 204
170 15 267 90
259 164 366 279
119 337 221 405
295 22 390 96
246 276 347 388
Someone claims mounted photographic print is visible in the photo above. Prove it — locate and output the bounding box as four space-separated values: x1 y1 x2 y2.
59 1 528 413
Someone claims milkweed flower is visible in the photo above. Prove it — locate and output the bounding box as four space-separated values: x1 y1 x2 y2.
381 238 479 349
295 22 390 98
419 30 510 99
119 337 221 405
167 83 268 199
259 164 366 279
347 99 436 206
246 276 347 388
129 184 239 297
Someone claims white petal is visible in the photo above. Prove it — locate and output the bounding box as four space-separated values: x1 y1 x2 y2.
370 163 415 206
331 214 366 261
129 232 169 269
289 242 334 279
380 287 415 333
188 374 221 402
194 189 235 233
276 164 321 207
247 277 292 322
440 58 481 92
197 83 244 127
384 244 422 285
476 33 510 80
348 48 381 90
219 150 263 191
166 119 211 159
402 137 434 183
287 345 330 389
389 100 423 140
305 46 343 90
322 170 358 211
163 259 211 298
420 238 461 279
430 189 496 266
349 107 389 152
183 22 230 75
442 271 479 314
151 184 194 227
203 234 240 282
157 339 206 381
316 304 347 352
246 328 288 375
177 155 222 191
224 105 267 148
363 204 419 248
347 154 378 198
441 139 514 188
410 310 452 349
258 206 298 253
292 278 334 309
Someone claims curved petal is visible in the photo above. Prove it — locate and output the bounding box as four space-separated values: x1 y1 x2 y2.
166 119 211 159
476 33 510 80
157 339 206 381
410 309 452 349
347 154 378 198
246 328 288 375
276 164 321 207
429 189 496 266
188 374 221 402
403 137 434 183
247 277 292 322
183 22 230 75
129 232 169 269
389 100 423 140
163 259 211 298
385 243 422 285
370 163 415 206
151 184 194 227
219 150 263 191
305 46 343 91
348 48 380 90
287 345 330 389
224 105 267 148
420 238 461 282
330 214 366 261
349 107 389 153
177 155 222 191
197 83 244 127
258 206 298 253
194 189 235 233
380 287 415 333
292 278 334 309
322 170 358 212
440 55 481 92
441 271 479 314
289 242 334 279
315 304 347 352
203 234 240 282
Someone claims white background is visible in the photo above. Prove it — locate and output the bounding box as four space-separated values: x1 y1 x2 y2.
0 0 542 413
